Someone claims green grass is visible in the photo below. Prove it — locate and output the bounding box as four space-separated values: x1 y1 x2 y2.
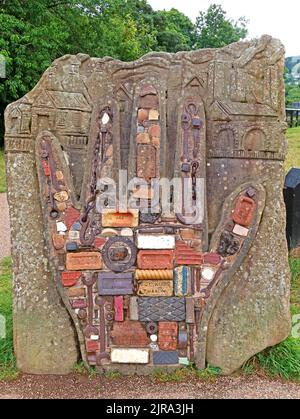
0 148 6 193
286 127 300 173
0 257 18 380
242 257 300 382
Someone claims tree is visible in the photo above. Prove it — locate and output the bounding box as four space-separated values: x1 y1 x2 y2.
153 9 195 52
194 4 248 49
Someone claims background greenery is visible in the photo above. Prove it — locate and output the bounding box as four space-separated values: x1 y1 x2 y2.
0 1 248 146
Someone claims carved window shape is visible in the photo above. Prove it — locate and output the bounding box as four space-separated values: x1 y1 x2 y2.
243 129 266 152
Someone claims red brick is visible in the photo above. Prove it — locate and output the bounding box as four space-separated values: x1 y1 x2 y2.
66 252 102 271
175 241 203 266
110 321 150 347
61 272 81 287
232 195 256 227
114 296 124 322
137 250 174 270
71 299 87 309
94 237 107 249
86 340 100 353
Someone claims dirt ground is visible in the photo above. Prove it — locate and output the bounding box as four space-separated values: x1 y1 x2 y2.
0 373 299 399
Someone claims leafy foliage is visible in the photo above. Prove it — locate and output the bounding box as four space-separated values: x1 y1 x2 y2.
194 4 248 49
0 257 18 380
0 2 249 145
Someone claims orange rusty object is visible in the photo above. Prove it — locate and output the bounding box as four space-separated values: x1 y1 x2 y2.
66 252 102 271
158 322 178 351
232 195 256 227
110 321 150 347
175 241 203 266
137 250 174 270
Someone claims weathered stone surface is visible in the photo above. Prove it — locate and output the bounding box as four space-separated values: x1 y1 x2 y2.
5 35 290 375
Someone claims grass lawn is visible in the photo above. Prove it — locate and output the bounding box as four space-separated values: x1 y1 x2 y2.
286 127 300 173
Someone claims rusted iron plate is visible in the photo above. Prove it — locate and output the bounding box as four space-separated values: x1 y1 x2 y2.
110 321 150 347
138 298 186 322
61 272 81 287
66 252 102 271
232 195 256 227
135 270 173 280
111 348 149 364
185 297 195 324
137 280 173 297
175 241 203 266
102 209 139 228
98 272 134 296
137 250 174 270
153 351 179 365
136 144 156 179
158 322 178 351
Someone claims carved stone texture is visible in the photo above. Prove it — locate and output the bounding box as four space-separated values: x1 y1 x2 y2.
5 36 290 375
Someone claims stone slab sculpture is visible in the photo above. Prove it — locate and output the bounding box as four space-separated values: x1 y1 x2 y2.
5 35 291 375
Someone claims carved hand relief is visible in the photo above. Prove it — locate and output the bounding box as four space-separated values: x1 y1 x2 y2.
5 37 290 375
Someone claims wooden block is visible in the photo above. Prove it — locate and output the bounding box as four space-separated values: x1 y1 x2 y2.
67 287 86 298
102 210 139 228
186 297 195 324
137 235 176 250
111 348 149 364
137 280 173 297
137 250 174 270
135 270 173 280
174 267 190 297
232 195 256 227
129 297 139 321
114 296 124 322
66 252 102 271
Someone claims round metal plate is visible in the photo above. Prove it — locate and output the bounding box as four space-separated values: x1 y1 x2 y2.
102 237 137 273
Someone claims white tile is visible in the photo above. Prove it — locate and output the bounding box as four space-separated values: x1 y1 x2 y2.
111 348 149 364
137 235 175 250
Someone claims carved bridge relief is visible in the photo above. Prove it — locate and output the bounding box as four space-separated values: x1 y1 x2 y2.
34 70 267 370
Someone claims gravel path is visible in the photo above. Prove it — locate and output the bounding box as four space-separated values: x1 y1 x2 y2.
0 374 299 399
0 193 10 260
